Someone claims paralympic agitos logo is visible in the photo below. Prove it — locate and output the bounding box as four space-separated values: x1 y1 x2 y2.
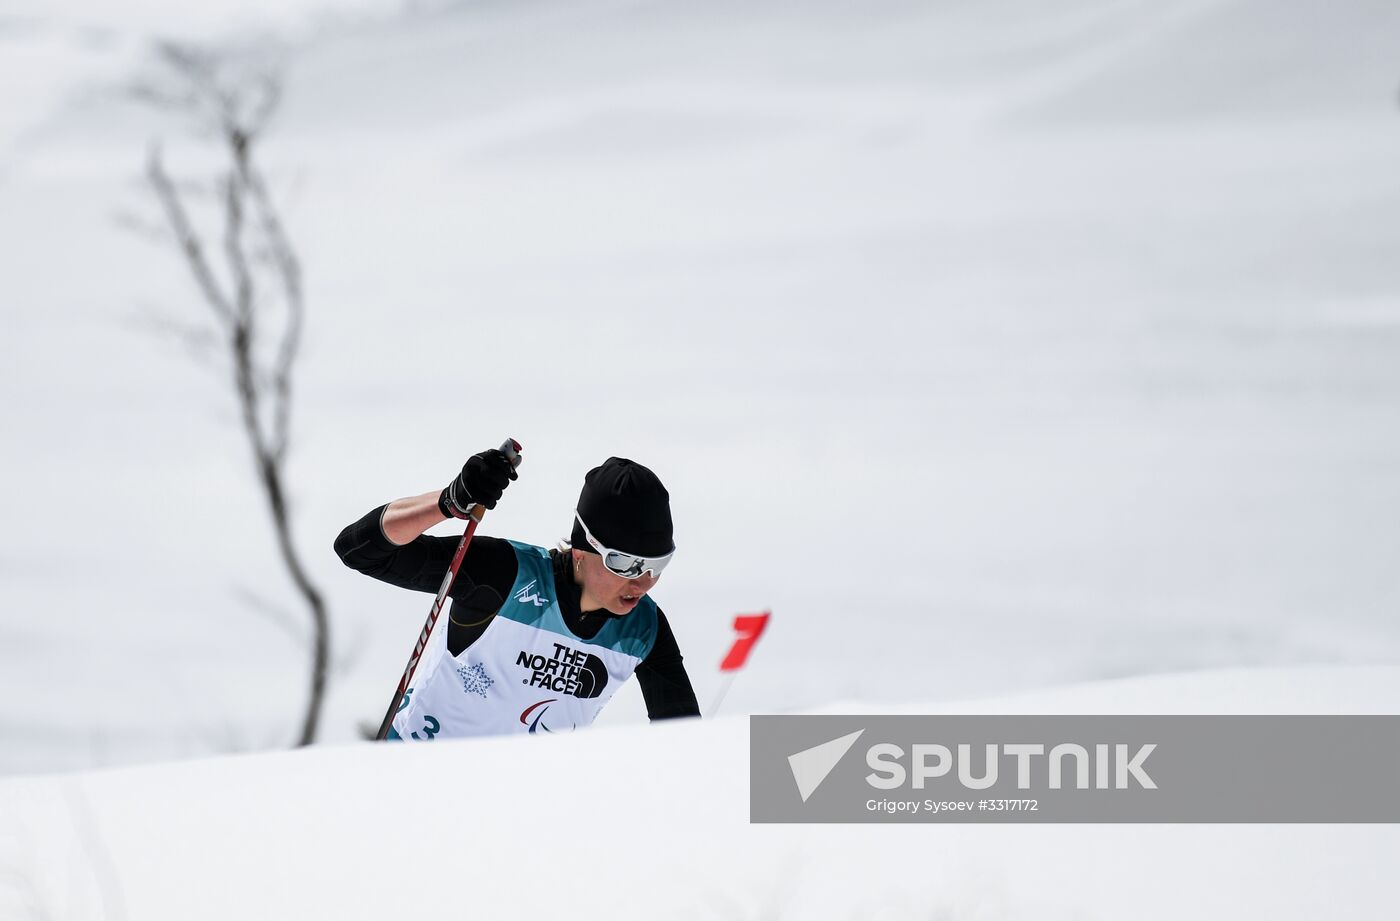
520 699 576 734
516 642 608 698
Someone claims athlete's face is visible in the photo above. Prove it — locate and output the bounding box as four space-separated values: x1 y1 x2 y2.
574 550 659 615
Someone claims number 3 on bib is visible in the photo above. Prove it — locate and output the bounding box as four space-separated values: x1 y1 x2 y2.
410 715 441 740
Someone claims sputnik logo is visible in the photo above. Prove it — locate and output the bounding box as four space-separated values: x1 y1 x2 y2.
788 730 865 803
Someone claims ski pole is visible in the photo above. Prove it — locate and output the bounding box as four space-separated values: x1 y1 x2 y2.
375 438 522 740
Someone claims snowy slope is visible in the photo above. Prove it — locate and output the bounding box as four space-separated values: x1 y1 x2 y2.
1 0 1399 775
2 666 1397 921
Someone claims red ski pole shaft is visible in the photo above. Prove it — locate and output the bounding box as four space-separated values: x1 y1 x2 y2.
375 438 521 741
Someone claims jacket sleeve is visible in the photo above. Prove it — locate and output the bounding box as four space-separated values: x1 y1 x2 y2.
634 608 701 721
332 504 517 600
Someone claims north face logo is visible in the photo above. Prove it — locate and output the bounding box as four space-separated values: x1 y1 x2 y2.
516 642 609 699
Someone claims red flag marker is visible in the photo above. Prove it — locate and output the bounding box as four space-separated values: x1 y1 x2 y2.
710 610 771 716
720 611 771 672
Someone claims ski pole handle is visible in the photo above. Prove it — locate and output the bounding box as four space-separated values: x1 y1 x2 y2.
457 438 523 521
500 437 522 469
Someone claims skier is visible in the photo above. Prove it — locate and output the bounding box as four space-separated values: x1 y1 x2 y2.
334 448 700 738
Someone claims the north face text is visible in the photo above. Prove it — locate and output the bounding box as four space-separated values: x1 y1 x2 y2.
516 643 609 698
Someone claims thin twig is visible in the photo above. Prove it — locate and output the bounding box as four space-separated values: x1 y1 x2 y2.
247 169 303 462
146 147 234 328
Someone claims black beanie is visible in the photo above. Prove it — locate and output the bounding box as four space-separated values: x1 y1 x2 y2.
571 457 674 558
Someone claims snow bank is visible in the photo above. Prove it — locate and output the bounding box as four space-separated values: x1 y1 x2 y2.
2 665 1396 920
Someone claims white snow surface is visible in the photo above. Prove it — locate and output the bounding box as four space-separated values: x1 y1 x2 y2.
1 666 1397 921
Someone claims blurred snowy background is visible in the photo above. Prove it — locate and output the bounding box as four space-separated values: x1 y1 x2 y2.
3 0 1400 774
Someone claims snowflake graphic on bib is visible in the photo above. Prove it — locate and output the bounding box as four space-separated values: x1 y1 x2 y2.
457 663 494 698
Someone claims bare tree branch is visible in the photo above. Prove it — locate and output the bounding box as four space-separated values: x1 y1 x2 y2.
118 305 223 365
110 207 170 244
247 169 303 462
131 40 331 747
146 146 234 328
233 584 308 647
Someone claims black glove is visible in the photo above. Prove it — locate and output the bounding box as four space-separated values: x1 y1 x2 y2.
439 448 518 518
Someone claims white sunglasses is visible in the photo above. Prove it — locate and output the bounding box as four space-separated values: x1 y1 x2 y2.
574 510 674 579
